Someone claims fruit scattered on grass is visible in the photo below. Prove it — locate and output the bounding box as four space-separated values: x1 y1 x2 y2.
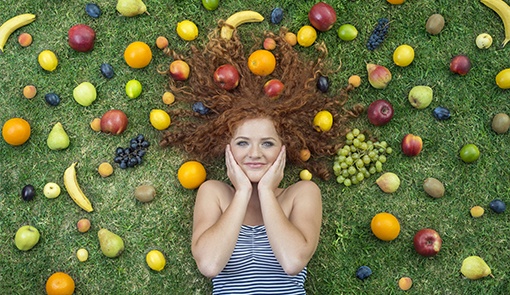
162 91 175 104
202 0 219 11
156 36 169 49
116 0 147 16
22 85 37 99
146 249 166 271
398 277 413 290
125 79 143 99
263 37 276 50
376 172 400 193
68 24 96 52
348 75 361 88
308 2 337 32
270 7 284 24
248 49 276 76
423 177 445 198
370 212 400 241
459 143 480 163
2 117 31 146
470 206 485 218
387 0 405 4
192 101 210 115
367 18 389 50
124 41 152 69
85 3 102 18
18 33 32 47
297 25 317 47
432 106 451 120
100 63 115 79
113 134 149 169
98 162 114 177
176 20 199 41
150 109 171 130
393 44 415 67
425 14 445 35
299 169 312 181
337 24 358 41
317 75 329 93
73 82 97 106
178 160 207 189
367 63 392 89
90 118 101 131
45 93 61 106
313 110 333 132
476 33 492 49
356 266 372 280
43 182 61 199
489 199 506 213
77 218 91 233
134 184 156 203
76 248 89 262
299 148 311 162
101 109 129 135
45 272 75 295
38 50 58 71
284 32 297 46
169 60 191 81
491 113 510 134
21 184 36 201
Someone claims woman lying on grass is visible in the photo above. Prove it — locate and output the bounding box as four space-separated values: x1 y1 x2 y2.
159 24 362 294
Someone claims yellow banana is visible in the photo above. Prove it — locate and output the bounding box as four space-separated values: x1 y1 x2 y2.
220 10 264 40
64 162 94 212
0 13 36 53
480 0 510 47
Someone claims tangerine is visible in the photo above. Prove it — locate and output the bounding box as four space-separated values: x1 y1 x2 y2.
387 0 405 4
45 272 75 295
248 49 276 76
177 161 207 189
124 41 152 69
2 118 31 146
370 212 400 241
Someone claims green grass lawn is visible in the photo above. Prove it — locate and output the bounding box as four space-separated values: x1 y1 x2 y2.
1 0 509 294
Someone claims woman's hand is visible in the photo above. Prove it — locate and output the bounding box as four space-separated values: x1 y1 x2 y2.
225 144 252 193
258 145 286 193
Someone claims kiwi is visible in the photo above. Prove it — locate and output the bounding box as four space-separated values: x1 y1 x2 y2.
491 113 510 134
423 177 445 198
425 14 445 35
134 185 156 203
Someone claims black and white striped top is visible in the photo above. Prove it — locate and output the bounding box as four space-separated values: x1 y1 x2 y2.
212 225 307 294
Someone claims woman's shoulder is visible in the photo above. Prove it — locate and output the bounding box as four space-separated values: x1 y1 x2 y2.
286 180 320 194
198 179 234 194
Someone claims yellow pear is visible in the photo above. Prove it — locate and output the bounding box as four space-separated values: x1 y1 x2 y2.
98 228 125 258
116 0 147 17
460 256 493 280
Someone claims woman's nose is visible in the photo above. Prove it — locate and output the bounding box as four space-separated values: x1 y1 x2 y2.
248 145 261 158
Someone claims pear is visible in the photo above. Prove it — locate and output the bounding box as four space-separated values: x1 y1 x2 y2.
461 256 493 280
116 0 147 17
376 172 401 193
47 122 70 150
98 228 125 258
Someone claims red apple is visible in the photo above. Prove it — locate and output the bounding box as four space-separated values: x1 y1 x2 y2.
169 60 190 81
213 64 240 90
264 79 285 99
401 134 423 156
308 2 337 32
100 109 128 135
367 99 394 126
413 228 442 257
450 55 471 76
68 24 96 52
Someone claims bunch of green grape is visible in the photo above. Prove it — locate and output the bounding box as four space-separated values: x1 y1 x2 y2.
333 128 392 186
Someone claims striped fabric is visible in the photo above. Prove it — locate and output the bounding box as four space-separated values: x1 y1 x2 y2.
212 225 307 295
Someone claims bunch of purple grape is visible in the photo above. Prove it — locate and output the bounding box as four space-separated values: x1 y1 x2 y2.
114 134 149 169
367 18 389 51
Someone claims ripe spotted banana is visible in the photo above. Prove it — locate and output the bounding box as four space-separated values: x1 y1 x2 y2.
220 10 264 40
0 13 36 53
480 0 510 47
64 162 94 212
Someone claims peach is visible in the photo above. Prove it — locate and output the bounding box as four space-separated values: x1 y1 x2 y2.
263 38 276 50
398 276 413 291
77 218 91 233
299 148 311 162
284 32 297 46
156 36 169 49
18 33 33 47
348 75 362 88
23 85 37 99
169 60 190 81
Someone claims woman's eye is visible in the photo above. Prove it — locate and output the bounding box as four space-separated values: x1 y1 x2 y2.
262 141 275 147
236 141 248 146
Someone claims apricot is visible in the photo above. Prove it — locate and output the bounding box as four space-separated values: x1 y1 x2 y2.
284 32 297 46
156 36 169 49
23 85 37 99
90 118 101 132
162 91 175 105
398 276 413 291
98 162 113 177
263 38 276 50
348 75 362 88
470 205 484 218
18 33 33 47
77 218 91 233
299 148 311 161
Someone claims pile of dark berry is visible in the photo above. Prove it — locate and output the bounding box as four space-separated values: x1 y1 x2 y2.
113 134 149 169
367 18 389 51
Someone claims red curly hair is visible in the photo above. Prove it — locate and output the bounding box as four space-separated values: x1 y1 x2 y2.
159 24 362 180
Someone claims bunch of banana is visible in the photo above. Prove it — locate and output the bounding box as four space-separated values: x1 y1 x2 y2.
480 0 510 47
64 162 94 212
220 10 264 40
0 13 36 53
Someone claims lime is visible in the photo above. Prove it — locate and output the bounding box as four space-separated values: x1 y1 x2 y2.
150 109 171 130
459 143 480 163
176 20 199 41
125 79 142 99
337 24 358 41
393 44 415 67
202 0 219 10
146 250 166 271
313 110 333 132
38 50 58 71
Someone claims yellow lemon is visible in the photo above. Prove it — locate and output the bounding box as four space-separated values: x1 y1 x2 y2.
495 68 510 89
393 44 414 67
176 20 199 41
313 110 333 132
150 109 171 130
299 169 313 181
38 50 58 71
146 250 166 271
297 25 317 47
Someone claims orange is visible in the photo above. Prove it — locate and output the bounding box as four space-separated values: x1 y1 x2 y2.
2 118 31 146
247 49 276 76
45 272 75 295
177 161 207 189
370 212 400 241
124 41 152 69
387 0 405 4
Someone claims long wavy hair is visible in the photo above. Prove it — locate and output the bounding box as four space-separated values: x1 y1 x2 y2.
158 23 363 180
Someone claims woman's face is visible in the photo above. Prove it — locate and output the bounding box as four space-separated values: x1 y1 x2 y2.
229 118 283 182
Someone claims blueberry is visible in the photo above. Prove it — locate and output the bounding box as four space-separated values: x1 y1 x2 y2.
100 63 114 79
45 93 61 106
270 8 284 24
85 3 101 18
432 106 451 120
489 199 506 213
116 147 124 156
21 185 36 201
137 149 147 157
355 266 372 280
317 75 329 93
128 157 138 167
136 134 145 142
119 161 127 169
141 141 150 148
114 156 123 163
192 101 211 115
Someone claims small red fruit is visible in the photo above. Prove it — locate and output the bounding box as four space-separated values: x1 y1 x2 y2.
413 228 442 257
169 60 190 81
450 55 471 76
367 99 394 126
213 64 240 90
100 109 128 135
401 134 423 156
263 79 285 99
308 2 337 32
68 24 96 52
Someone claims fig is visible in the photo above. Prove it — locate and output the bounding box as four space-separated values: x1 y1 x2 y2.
423 177 445 198
134 185 156 203
491 113 510 134
425 14 445 35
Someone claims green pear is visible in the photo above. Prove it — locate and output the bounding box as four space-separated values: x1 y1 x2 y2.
408 85 433 109
47 122 70 150
116 0 147 17
98 228 125 258
461 256 493 280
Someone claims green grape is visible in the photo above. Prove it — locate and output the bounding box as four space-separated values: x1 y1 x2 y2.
356 172 364 182
355 159 364 169
362 155 371 165
369 166 377 174
336 175 345 184
345 156 354 166
366 140 373 146
360 142 368 150
343 178 352 187
340 162 348 169
386 147 393 154
342 169 350 178
340 149 349 157
379 148 386 153
364 170 371 178
353 138 361 147
375 161 383 172
368 151 377 159
352 128 360 137
350 145 357 152
357 133 365 142
379 155 387 163
379 141 387 148
351 175 359 185
351 153 359 160
359 167 368 175
337 155 346 163
333 162 341 175
346 132 354 140
348 166 357 175
345 139 353 145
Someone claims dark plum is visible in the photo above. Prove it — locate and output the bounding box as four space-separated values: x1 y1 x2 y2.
270 8 284 24
489 199 506 213
432 106 451 120
193 101 211 115
100 63 115 79
21 185 36 201
356 266 372 280
45 93 61 106
85 3 101 18
317 75 329 93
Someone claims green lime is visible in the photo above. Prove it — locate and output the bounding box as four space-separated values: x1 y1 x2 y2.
337 24 358 41
460 143 480 163
125 79 142 99
202 0 219 10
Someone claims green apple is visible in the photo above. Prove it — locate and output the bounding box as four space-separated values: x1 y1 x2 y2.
408 85 433 109
43 182 61 198
73 81 97 106
125 79 142 99
460 143 480 163
337 24 358 41
47 122 70 150
15 225 40 251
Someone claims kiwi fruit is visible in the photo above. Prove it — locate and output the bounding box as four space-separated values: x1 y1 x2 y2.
491 113 510 134
423 177 445 198
134 185 156 203
425 14 445 35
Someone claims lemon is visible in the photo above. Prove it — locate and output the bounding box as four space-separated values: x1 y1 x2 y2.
393 44 415 67
495 68 510 89
313 110 333 132
125 79 142 99
297 25 317 47
299 169 313 181
176 20 199 41
38 50 58 71
150 109 171 130
146 250 166 271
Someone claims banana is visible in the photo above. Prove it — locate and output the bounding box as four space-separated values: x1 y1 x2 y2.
0 13 36 53
63 162 94 212
220 10 264 40
480 0 510 47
